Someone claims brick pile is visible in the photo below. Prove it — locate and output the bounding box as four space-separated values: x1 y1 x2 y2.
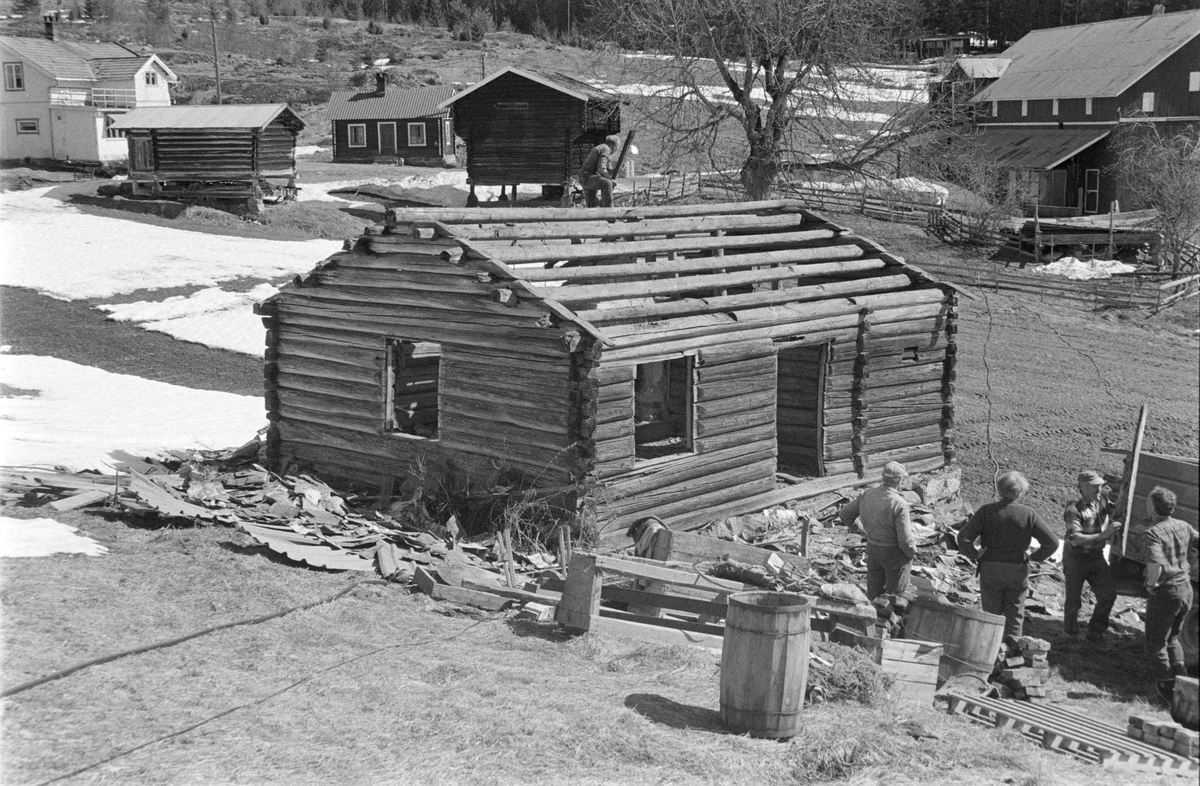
1127 716 1200 760
992 636 1051 702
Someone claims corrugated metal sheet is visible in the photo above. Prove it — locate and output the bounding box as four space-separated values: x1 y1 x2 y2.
973 127 1109 169
0 35 133 80
327 86 455 121
975 9 1200 102
955 57 1010 80
110 104 303 131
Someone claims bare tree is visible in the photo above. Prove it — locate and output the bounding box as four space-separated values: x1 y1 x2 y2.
1113 122 1200 276
588 0 925 198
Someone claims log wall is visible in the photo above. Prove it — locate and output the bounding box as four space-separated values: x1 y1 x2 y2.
261 247 582 488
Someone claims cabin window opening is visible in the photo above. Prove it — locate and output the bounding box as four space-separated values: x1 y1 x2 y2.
407 122 426 146
1141 92 1155 113
385 339 441 439
4 63 24 91
903 345 920 363
15 118 39 134
634 357 693 461
776 343 828 478
348 123 367 148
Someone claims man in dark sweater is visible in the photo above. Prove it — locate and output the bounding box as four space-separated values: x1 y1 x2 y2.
1141 485 1198 703
958 471 1060 641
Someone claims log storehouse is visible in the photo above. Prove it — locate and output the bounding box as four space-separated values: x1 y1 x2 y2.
256 201 961 542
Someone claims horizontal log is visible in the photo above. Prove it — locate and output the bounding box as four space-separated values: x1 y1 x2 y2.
518 244 864 282
694 408 776 439
410 212 813 242
600 440 774 491
584 274 915 327
695 421 776 454
387 199 813 226
473 229 840 265
528 259 886 304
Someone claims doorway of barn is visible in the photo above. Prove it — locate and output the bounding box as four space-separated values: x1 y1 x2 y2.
776 344 827 476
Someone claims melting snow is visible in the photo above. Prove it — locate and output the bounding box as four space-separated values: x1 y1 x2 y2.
1031 258 1137 280
0 517 109 558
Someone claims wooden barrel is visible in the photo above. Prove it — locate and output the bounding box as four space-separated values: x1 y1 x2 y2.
720 592 812 739
904 597 1005 684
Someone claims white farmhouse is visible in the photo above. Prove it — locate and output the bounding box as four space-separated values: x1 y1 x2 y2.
0 15 177 165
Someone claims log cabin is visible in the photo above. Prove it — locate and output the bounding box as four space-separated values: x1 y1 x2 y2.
439 66 621 205
256 201 962 542
110 103 304 212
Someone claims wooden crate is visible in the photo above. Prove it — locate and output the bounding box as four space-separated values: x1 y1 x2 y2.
877 638 942 706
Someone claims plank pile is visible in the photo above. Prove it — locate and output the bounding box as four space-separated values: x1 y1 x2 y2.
1128 716 1200 760
992 637 1052 702
871 593 910 638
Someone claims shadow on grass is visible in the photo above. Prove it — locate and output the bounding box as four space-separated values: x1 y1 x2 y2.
505 618 576 643
624 693 730 734
1023 614 1152 702
66 192 188 219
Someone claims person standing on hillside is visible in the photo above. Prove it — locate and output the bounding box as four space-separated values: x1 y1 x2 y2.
1062 470 1121 646
1140 486 1197 703
579 135 620 208
838 461 915 600
958 471 1059 642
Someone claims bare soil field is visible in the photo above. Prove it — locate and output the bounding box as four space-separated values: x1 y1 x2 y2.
2 172 1198 785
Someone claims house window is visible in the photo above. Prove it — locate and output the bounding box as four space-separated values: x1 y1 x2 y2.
1191 72 1200 92
634 356 693 461
145 71 158 86
1021 99 1028 117
348 123 367 148
4 62 24 91
992 101 998 117
385 339 440 438
15 118 38 134
407 122 427 147
1052 99 1059 116
104 114 125 138
1142 92 1155 113
1085 97 1093 115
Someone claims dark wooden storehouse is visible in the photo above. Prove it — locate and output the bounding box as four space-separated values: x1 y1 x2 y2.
110 104 304 209
327 78 456 165
256 201 961 542
439 67 621 205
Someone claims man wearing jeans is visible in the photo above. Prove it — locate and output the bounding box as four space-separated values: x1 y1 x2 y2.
1141 486 1197 703
1063 470 1120 645
839 461 915 599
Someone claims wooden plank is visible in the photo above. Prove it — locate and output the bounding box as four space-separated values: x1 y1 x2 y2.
555 553 602 630
588 614 724 651
47 489 111 511
651 528 809 574
1121 402 1148 556
592 553 746 590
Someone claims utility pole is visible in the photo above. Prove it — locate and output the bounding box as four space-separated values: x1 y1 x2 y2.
210 16 222 104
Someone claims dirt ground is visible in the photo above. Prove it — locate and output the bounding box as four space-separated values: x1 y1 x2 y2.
2 176 1198 785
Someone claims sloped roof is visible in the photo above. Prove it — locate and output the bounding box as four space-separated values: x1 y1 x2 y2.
89 57 148 81
974 127 1109 170
953 57 1010 80
297 201 954 344
327 85 455 121
109 104 304 131
0 35 141 81
974 9 1200 102
439 66 619 109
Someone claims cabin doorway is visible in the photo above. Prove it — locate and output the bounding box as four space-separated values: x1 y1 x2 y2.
379 122 398 155
776 344 827 476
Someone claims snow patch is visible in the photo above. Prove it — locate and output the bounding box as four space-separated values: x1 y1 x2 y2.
0 517 109 558
1031 258 1137 280
0 355 264 472
97 284 278 356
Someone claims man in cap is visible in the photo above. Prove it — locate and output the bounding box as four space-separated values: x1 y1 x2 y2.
1062 469 1121 644
1140 486 1197 703
579 134 621 208
839 461 916 599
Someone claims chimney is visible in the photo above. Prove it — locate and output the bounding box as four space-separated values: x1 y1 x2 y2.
375 72 387 95
43 13 57 42
1152 3 1165 15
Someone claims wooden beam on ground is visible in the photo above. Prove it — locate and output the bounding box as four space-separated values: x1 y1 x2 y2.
400 212 813 242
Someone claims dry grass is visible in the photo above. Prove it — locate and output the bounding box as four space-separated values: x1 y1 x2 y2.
2 505 1187 785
